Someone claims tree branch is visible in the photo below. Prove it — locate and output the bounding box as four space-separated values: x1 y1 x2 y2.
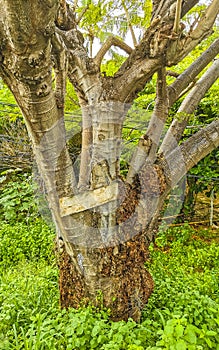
113 0 218 103
163 120 219 187
160 59 219 156
51 32 68 116
176 81 196 99
148 116 218 231
56 27 100 104
76 4 89 24
56 0 75 30
168 38 219 107
181 0 199 17
173 0 182 34
152 0 174 20
152 0 199 21
167 0 219 65
167 70 180 78
122 1 138 47
94 36 133 67
127 68 168 183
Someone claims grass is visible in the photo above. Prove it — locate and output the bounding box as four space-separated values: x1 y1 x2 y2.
0 219 218 349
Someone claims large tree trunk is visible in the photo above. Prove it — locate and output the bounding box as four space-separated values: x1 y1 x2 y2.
57 101 162 321
59 231 154 322
0 21 156 319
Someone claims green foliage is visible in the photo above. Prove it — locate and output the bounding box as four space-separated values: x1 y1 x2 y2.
143 225 219 349
77 0 107 37
0 219 55 268
65 79 80 113
155 316 219 349
0 263 58 343
75 0 152 57
0 218 219 349
101 52 126 76
0 78 22 128
0 172 37 222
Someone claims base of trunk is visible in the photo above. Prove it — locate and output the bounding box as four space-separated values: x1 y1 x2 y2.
58 234 154 322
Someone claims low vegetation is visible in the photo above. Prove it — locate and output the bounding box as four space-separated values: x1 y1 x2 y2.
0 207 218 349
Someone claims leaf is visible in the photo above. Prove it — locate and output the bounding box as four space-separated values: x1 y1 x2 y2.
176 339 187 350
164 324 174 336
175 324 184 338
206 330 217 336
204 337 213 348
184 331 197 344
113 333 123 343
92 324 100 337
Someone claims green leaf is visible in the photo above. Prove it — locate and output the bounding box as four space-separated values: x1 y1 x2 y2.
184 332 197 344
164 324 174 336
176 339 187 350
175 324 184 338
204 337 213 348
206 330 217 336
92 324 100 337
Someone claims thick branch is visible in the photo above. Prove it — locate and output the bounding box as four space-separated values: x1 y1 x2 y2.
153 0 199 21
113 0 218 103
2 0 59 51
163 120 219 187
56 0 76 30
167 0 219 65
160 59 219 155
148 115 218 231
94 36 133 67
152 0 174 20
52 32 68 116
127 68 168 183
57 28 100 104
181 0 199 17
113 57 161 102
168 38 219 107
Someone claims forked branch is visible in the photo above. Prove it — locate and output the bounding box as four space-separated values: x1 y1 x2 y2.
94 36 133 67
167 0 219 65
114 0 218 103
168 38 219 106
160 59 219 156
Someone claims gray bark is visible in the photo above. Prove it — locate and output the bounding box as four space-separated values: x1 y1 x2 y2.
162 120 219 187
160 59 219 155
168 38 219 106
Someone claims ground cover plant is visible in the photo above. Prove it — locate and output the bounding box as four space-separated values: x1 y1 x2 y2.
1 0 219 320
0 214 218 349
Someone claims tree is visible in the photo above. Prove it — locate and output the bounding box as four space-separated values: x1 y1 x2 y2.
0 0 219 321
